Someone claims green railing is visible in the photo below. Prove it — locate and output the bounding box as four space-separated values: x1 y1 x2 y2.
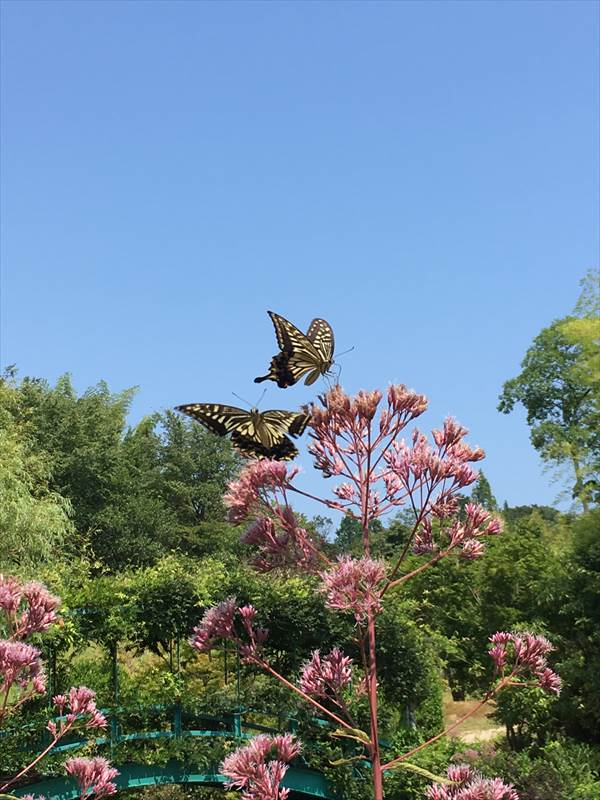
5 705 336 799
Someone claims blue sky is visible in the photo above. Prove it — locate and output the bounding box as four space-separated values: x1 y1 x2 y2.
1 0 598 515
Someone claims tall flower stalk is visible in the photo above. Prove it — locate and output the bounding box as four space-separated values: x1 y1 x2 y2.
192 385 561 800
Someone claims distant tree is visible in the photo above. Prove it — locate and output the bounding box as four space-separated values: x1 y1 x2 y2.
334 515 362 552
498 273 599 510
7 373 242 570
0 372 73 572
471 471 498 511
158 409 240 526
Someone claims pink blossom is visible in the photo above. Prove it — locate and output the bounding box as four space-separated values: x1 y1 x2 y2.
189 598 237 652
19 582 60 637
221 734 301 800
488 632 561 694
387 384 428 417
426 764 519 800
225 461 299 523
65 756 119 798
190 599 269 660
0 575 22 615
0 640 45 696
319 556 386 621
0 575 60 639
52 686 107 729
413 519 437 555
238 604 269 660
333 483 356 501
299 648 352 699
242 511 317 573
460 539 485 560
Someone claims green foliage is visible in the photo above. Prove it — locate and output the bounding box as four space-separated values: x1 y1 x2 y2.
471 471 498 511
498 274 600 509
492 685 559 750
0 373 73 572
472 739 600 800
554 509 600 740
4 372 241 570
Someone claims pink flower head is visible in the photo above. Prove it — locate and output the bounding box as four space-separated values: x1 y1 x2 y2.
238 604 269 660
299 648 353 699
0 639 45 696
426 764 519 800
189 598 237 652
53 685 107 729
225 461 299 523
0 575 60 639
413 519 437 555
387 384 428 418
488 632 561 695
19 581 60 636
319 556 386 621
221 733 301 800
65 756 119 798
242 511 317 573
0 574 22 615
190 599 268 660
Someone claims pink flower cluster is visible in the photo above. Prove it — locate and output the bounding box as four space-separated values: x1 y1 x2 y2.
382 420 484 506
49 686 108 734
221 733 301 800
0 574 60 639
426 764 519 800
65 756 119 798
225 461 299 523
307 385 427 480
489 632 562 695
414 503 503 560
319 556 386 621
190 599 268 661
0 640 46 700
299 648 353 700
190 598 237 651
242 508 317 573
303 387 489 537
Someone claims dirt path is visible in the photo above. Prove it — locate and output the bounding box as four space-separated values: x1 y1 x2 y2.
443 696 504 743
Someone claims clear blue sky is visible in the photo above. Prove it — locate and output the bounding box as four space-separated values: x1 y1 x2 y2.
1 0 598 514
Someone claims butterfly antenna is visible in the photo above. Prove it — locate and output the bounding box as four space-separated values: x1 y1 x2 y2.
232 392 253 409
255 387 267 408
335 345 355 358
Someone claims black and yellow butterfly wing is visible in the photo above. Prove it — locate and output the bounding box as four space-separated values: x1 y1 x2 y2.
175 403 253 437
175 403 309 461
254 311 335 387
230 432 299 461
307 318 335 364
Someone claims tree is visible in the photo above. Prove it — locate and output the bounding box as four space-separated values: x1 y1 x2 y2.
498 274 599 510
471 471 498 511
6 372 243 569
0 372 73 572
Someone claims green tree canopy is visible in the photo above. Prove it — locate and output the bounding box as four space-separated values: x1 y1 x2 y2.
498 273 600 510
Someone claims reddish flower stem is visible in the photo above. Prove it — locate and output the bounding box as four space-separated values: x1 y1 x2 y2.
253 657 358 734
381 678 509 771
0 721 75 791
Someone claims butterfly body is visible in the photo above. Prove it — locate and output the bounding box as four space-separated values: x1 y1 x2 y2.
255 311 335 388
175 402 309 461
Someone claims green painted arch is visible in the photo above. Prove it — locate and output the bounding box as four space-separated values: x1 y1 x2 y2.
11 760 334 799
